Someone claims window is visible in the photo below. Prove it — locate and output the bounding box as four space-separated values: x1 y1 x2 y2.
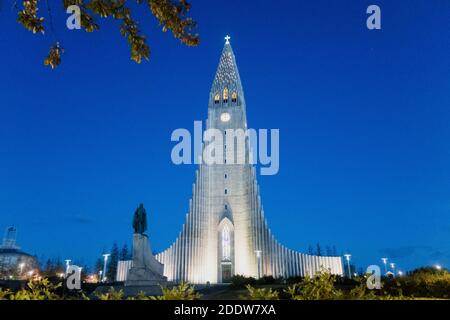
222 225 231 260
224 174 227 179
225 204 228 210
214 93 220 104
223 87 229 103
224 189 228 194
231 92 237 103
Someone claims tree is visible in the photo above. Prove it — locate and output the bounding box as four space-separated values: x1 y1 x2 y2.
81 264 90 281
332 245 338 256
94 257 103 275
41 257 65 277
106 243 119 282
307 245 313 255
357 267 364 276
43 258 54 277
53 258 65 275
120 244 131 260
316 243 322 256
14 0 200 68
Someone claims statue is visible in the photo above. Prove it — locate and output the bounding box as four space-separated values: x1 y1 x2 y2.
125 203 167 294
132 204 147 234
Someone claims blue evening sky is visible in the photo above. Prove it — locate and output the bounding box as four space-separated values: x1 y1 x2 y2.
0 0 449 272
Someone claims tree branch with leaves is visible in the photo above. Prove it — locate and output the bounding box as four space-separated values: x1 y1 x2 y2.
15 0 199 69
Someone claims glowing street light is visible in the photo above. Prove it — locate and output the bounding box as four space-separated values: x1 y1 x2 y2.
381 258 388 274
435 265 442 271
255 250 262 279
390 262 396 276
344 254 352 279
398 271 403 276
102 254 110 283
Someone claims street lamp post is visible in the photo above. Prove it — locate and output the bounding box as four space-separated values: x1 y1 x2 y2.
381 258 388 275
344 254 352 279
390 262 396 276
102 254 110 283
255 250 262 279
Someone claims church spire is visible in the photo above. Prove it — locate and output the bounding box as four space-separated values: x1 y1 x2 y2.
210 36 245 108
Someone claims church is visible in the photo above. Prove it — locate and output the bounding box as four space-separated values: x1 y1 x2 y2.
153 38 344 284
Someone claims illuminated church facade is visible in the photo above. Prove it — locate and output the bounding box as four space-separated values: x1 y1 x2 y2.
155 38 343 284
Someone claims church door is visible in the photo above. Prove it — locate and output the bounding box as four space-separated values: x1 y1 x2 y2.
221 263 232 283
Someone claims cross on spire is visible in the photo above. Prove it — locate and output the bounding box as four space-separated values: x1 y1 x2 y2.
225 35 231 44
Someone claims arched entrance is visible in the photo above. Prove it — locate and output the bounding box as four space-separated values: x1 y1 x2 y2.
218 217 234 283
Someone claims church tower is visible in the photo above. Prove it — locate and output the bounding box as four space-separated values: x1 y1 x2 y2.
156 37 343 283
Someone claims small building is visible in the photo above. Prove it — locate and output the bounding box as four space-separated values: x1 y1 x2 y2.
0 227 38 279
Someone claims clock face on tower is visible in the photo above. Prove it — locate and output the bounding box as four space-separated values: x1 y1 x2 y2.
220 112 231 122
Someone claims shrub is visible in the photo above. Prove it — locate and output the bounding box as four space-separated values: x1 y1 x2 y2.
397 268 450 299
127 291 152 300
347 275 415 300
3 278 62 300
0 288 12 300
348 276 380 300
154 282 201 300
256 275 277 285
243 285 279 300
96 287 124 300
286 276 303 284
286 270 342 300
230 274 256 289
381 276 404 297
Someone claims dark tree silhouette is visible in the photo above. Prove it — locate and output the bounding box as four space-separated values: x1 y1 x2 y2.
120 244 131 260
316 243 322 256
106 242 119 282
94 257 103 273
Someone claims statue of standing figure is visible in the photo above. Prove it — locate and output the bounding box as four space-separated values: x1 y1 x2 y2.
126 203 166 293
132 203 147 234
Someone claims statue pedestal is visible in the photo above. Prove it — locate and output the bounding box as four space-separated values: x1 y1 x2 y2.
125 233 167 291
